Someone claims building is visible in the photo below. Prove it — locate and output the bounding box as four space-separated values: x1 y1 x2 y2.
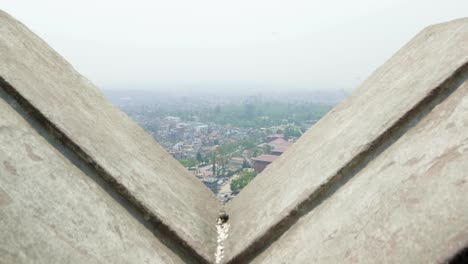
252 154 278 172
270 146 288 156
266 133 284 142
267 138 287 148
228 157 245 171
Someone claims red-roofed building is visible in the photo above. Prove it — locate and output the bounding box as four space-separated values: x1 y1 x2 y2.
252 154 278 173
266 134 284 142
279 141 293 147
268 138 287 148
271 146 288 156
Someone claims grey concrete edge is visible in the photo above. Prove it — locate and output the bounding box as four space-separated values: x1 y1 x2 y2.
222 40 468 264
0 75 213 264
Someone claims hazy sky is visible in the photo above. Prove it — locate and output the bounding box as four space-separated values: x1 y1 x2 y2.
2 1 467 92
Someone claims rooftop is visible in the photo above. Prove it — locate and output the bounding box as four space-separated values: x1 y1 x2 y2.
271 146 288 153
252 154 279 163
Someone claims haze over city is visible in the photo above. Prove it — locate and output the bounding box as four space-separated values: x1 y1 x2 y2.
3 0 468 93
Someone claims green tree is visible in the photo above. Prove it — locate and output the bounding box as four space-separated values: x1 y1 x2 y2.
253 148 259 157
263 144 272 154
196 152 203 163
217 155 229 177
231 170 258 193
284 126 302 139
179 158 196 168
211 154 216 176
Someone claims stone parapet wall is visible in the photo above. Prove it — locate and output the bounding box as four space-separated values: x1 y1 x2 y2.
0 10 467 264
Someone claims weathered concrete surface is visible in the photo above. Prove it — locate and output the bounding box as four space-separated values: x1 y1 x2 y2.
2 9 468 264
250 65 468 264
0 10 220 262
0 90 183 263
225 18 468 262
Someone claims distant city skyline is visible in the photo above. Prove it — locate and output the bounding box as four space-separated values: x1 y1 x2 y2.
3 0 468 92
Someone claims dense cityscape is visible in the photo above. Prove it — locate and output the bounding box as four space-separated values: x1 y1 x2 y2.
104 90 345 202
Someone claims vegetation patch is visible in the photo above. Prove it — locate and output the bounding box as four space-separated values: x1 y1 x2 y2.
231 170 258 193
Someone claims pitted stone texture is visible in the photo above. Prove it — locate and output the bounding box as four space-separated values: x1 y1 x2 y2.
225 18 468 262
250 69 468 264
0 94 183 264
0 10 220 262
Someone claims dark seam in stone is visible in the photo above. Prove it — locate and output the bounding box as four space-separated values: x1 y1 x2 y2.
446 245 468 264
0 77 210 264
226 62 468 264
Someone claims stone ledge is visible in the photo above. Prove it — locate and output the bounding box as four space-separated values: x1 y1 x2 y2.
224 17 468 263
1 9 467 264
0 10 220 263
249 66 468 264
